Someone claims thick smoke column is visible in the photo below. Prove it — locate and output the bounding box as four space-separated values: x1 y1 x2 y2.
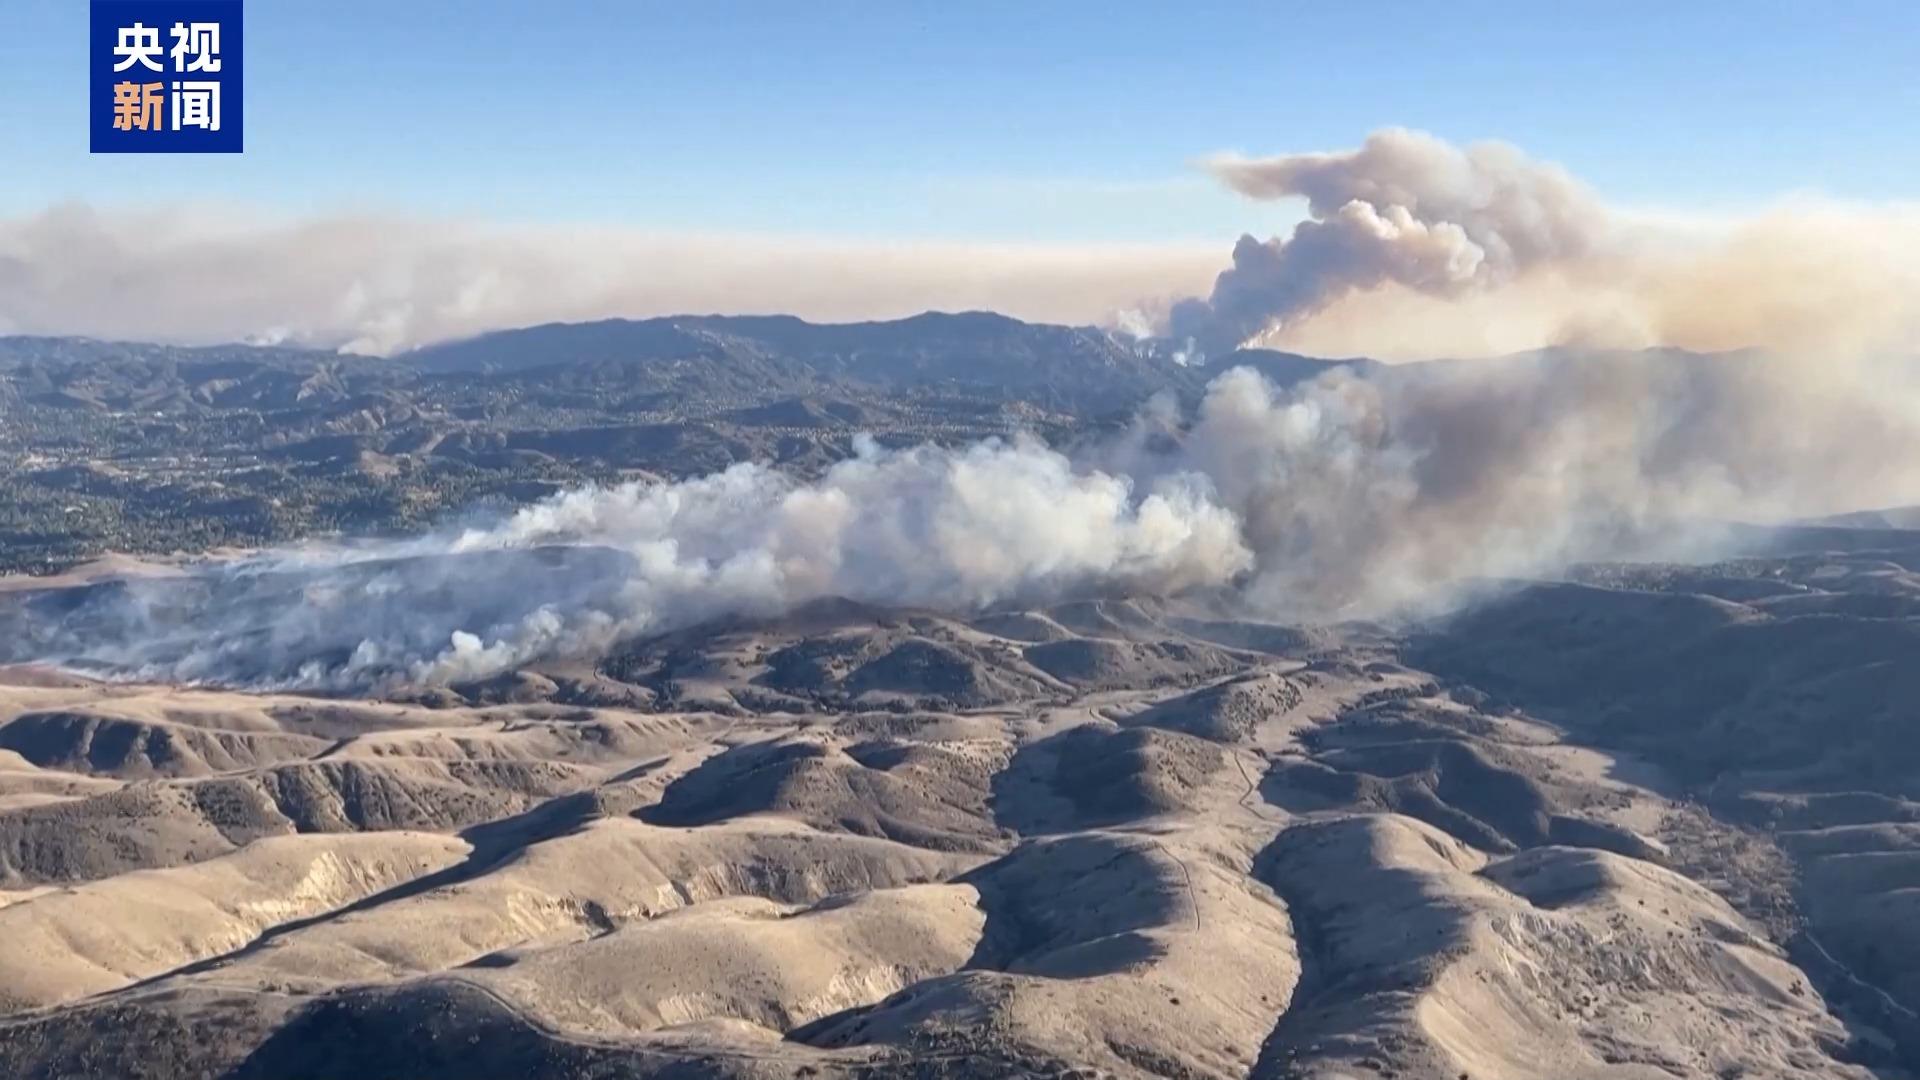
1170 128 1605 355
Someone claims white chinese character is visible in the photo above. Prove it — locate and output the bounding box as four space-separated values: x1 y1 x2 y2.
171 81 221 132
168 22 221 73
112 23 163 72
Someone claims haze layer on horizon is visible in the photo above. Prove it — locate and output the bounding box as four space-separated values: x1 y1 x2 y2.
5 1 1919 360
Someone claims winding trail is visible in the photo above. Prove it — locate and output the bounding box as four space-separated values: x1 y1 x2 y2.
1144 837 1203 933
1234 746 1287 824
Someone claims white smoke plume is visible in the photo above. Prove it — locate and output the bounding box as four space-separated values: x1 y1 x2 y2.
9 350 1919 691
1 433 1249 689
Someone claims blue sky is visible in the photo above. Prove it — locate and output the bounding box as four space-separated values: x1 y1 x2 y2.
4 0 1918 243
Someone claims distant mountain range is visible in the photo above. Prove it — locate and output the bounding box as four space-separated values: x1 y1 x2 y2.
0 311 1358 416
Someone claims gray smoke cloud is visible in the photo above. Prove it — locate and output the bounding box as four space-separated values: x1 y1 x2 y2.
1170 128 1608 355
8 350 1918 691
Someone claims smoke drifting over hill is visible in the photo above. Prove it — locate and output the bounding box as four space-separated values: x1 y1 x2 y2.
5 129 1919 688
1169 130 1604 356
9 348 1918 690
1168 129 1920 360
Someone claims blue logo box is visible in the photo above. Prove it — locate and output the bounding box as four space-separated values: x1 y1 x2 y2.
90 0 243 153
